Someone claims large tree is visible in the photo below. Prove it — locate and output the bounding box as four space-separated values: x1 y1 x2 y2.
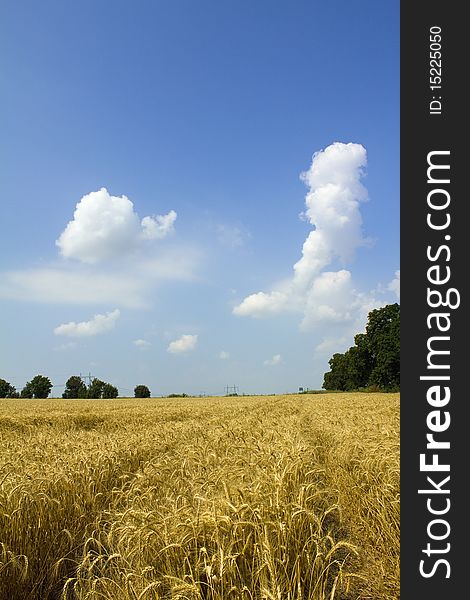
322 303 400 391
343 342 374 390
0 378 17 398
62 376 88 399
86 378 119 399
323 353 349 391
134 385 151 398
20 384 34 398
21 375 53 399
365 303 400 389
86 378 106 399
102 383 118 399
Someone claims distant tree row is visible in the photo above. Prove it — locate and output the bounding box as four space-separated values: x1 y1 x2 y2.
62 376 119 399
322 303 400 392
0 375 152 399
62 377 152 398
0 375 52 399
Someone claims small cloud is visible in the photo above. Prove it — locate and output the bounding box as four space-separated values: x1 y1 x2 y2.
167 334 198 354
233 289 291 318
264 354 282 366
219 351 230 360
141 211 177 240
56 187 177 263
314 336 350 356
54 309 120 337
387 270 400 300
133 339 151 348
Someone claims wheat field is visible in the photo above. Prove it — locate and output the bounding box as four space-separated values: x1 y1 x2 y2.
0 393 399 600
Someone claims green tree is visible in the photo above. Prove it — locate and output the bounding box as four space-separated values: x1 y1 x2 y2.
20 383 33 398
102 383 118 399
344 339 374 390
322 304 400 392
0 378 17 398
21 375 52 399
62 376 88 399
323 353 349 391
86 378 105 399
134 385 151 398
366 303 400 389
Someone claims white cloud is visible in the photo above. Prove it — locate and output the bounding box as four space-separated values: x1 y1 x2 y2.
54 309 120 337
0 268 147 308
0 188 201 311
133 339 151 348
167 334 198 354
301 270 357 328
233 289 291 317
0 246 200 309
312 293 387 358
219 350 230 360
137 247 201 281
294 142 369 283
388 270 400 300
233 142 378 329
141 211 177 240
264 354 282 366
56 188 177 263
314 336 350 357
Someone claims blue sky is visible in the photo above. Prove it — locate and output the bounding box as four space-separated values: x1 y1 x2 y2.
0 0 399 396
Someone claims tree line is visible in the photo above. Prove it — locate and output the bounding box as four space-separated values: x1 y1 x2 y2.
0 375 152 399
2 304 399 399
322 303 400 392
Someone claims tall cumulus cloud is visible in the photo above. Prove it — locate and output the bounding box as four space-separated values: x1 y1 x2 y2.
233 142 395 350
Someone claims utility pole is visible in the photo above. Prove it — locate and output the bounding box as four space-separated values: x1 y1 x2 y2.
224 384 239 395
80 372 93 386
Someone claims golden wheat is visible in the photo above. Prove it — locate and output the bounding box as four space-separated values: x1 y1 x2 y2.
0 393 399 600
